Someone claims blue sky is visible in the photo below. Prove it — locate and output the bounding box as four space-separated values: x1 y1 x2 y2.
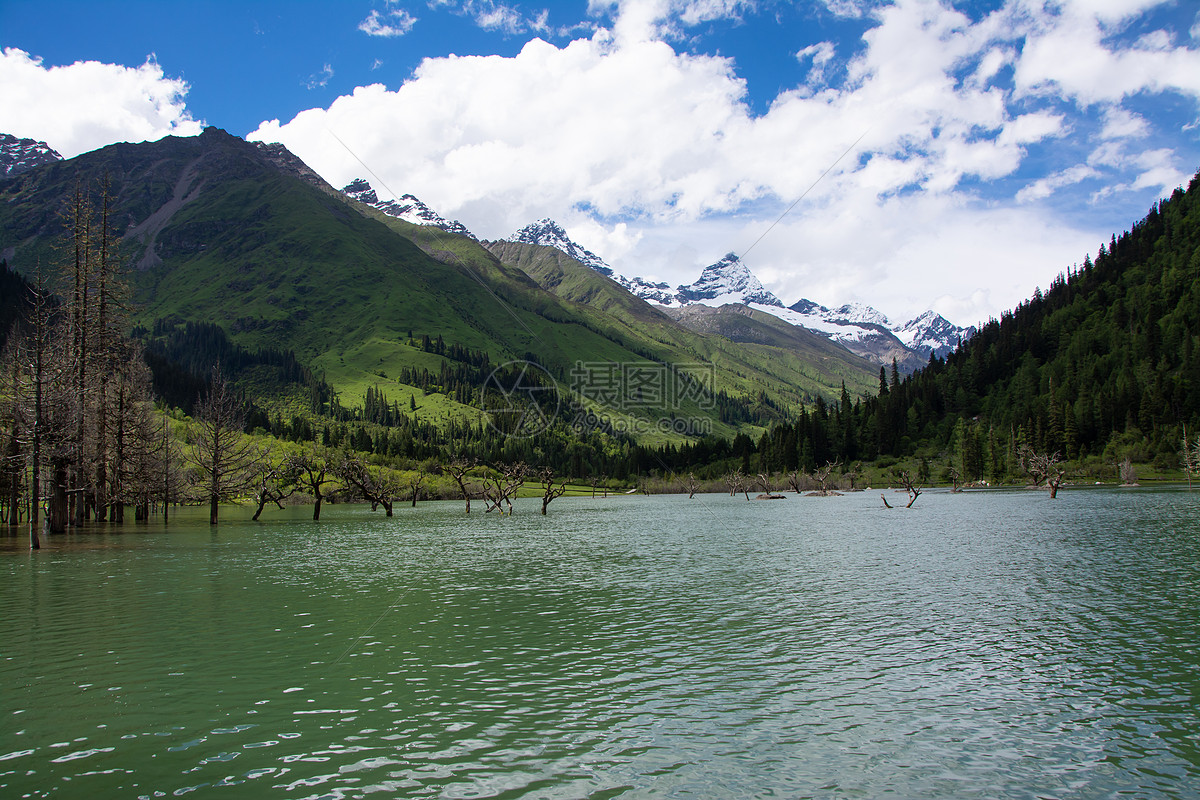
2 0 1199 326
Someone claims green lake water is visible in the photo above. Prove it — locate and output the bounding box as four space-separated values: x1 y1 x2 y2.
2 488 1199 798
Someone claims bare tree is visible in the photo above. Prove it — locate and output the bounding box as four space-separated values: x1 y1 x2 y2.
407 470 425 508
895 469 922 508
1181 425 1200 490
844 462 861 491
947 467 964 493
250 450 299 521
483 461 527 515
186 367 261 524
1018 445 1067 498
444 457 477 513
17 264 67 546
23 284 47 548
726 469 749 500
288 447 335 520
538 467 567 515
0 346 22 526
785 470 805 494
336 453 403 516
1118 457 1138 487
122 402 174 522
683 472 700 499
812 460 842 495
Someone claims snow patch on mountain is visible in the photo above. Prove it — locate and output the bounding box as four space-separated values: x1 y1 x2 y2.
756 303 886 344
894 310 977 359
765 299 974 362
615 274 678 305
1 133 62 177
504 219 613 275
675 253 784 308
342 178 475 239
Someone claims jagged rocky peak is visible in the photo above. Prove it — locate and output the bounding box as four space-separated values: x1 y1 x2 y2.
340 178 476 240
505 219 613 275
616 274 679 306
896 310 977 359
677 253 783 308
254 139 336 191
342 177 378 205
1 133 63 177
829 302 891 328
789 298 889 328
788 298 825 316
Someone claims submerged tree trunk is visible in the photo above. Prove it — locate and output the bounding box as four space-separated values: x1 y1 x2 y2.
49 460 69 533
29 437 41 550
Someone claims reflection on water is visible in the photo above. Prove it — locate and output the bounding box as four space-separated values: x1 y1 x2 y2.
2 489 1199 798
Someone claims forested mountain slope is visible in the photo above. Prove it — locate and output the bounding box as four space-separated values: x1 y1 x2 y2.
753 170 1200 476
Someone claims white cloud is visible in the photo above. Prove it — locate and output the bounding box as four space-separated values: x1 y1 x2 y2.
431 1 581 37
305 63 334 90
0 48 203 158
233 0 1197 323
359 8 417 37
796 41 836 88
1012 0 1200 105
1015 164 1099 204
596 0 753 43
564 219 643 264
250 34 757 231
1099 105 1149 139
474 5 524 34
1091 147 1189 200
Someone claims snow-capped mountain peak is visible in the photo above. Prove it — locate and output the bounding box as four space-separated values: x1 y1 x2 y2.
676 253 783 308
895 310 977 359
1 133 62 177
491 212 974 370
504 219 613 275
760 298 974 367
341 178 476 240
787 299 890 329
829 302 891 328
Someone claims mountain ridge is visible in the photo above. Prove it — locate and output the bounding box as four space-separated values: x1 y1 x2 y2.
500 217 973 368
0 133 62 177
342 177 476 240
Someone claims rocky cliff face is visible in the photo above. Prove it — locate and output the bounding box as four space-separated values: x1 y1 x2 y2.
1 133 62 177
341 178 476 239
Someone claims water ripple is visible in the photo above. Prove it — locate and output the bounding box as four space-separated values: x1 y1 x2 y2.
2 491 1200 797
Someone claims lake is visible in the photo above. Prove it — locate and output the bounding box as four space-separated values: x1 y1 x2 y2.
2 488 1199 798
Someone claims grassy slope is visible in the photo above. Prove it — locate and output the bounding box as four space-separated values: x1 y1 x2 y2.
0 128 875 444
483 240 878 400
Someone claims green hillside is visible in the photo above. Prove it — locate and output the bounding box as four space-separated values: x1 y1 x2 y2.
0 128 877 445
483 238 878 399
